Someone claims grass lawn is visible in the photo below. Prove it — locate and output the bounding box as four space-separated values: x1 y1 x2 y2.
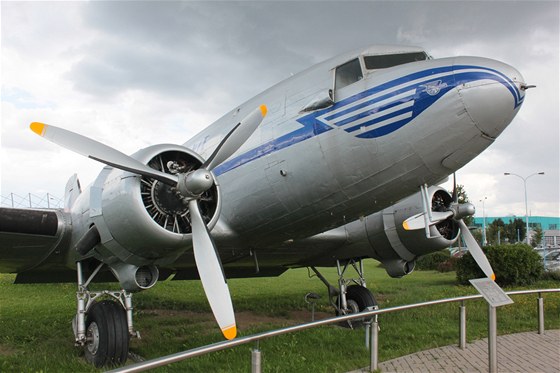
0 260 558 372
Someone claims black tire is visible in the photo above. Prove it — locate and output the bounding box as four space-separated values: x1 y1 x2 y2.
346 285 377 310
337 285 377 328
84 300 130 368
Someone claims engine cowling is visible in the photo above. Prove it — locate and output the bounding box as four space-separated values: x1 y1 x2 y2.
87 144 221 267
363 186 460 277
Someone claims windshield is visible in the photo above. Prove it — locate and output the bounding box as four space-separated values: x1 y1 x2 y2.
364 52 428 70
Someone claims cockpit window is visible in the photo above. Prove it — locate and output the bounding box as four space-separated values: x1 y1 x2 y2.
335 58 363 90
364 52 428 70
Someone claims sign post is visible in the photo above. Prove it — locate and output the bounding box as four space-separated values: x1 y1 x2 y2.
469 278 514 373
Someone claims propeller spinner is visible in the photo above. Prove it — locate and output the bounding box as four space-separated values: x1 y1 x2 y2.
30 104 267 339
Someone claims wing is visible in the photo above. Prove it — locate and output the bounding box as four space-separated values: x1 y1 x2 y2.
0 207 74 282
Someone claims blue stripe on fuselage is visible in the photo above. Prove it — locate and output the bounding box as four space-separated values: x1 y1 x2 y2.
213 65 522 176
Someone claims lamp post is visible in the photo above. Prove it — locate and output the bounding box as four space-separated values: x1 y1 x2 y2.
503 172 545 245
480 197 487 246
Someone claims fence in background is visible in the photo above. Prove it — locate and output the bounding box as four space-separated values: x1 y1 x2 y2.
109 288 559 373
1 192 63 209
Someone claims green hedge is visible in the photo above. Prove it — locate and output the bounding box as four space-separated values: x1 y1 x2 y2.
416 250 458 272
456 244 543 286
416 250 450 271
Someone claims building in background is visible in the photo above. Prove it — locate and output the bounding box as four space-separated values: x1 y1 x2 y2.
473 216 560 248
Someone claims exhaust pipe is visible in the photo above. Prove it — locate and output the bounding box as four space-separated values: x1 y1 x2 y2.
383 259 415 278
110 262 159 292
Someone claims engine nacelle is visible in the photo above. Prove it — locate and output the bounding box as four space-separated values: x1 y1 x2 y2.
383 259 416 278
110 262 159 292
86 144 221 267
363 186 459 277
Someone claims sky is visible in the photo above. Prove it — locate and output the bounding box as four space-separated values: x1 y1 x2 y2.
1 1 558 219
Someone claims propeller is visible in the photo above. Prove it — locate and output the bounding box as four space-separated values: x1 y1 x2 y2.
457 219 495 280
29 122 178 186
30 104 268 339
402 182 496 281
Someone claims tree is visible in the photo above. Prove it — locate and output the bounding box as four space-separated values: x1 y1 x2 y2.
485 218 526 245
471 229 483 246
504 218 526 243
531 226 543 247
486 218 506 245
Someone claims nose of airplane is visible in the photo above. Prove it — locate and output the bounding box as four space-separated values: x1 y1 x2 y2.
453 57 526 138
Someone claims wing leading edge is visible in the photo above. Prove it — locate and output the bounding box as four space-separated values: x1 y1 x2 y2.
0 207 72 277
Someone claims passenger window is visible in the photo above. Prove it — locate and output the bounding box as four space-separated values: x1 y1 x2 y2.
335 58 363 90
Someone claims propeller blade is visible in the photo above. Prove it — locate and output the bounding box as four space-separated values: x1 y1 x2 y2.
203 105 267 170
188 199 236 340
30 122 177 186
403 211 453 230
458 219 496 280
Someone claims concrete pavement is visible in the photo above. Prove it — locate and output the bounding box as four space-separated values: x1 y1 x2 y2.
349 329 559 373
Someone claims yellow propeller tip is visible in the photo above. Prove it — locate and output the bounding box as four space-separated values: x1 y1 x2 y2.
259 104 268 117
30 122 47 136
222 325 237 340
491 273 496 281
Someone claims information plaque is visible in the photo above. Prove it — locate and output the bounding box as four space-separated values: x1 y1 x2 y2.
469 278 514 307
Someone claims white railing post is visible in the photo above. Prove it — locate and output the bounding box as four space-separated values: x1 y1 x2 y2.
488 305 497 373
364 320 370 349
538 292 544 334
369 315 379 372
251 342 261 373
459 301 466 349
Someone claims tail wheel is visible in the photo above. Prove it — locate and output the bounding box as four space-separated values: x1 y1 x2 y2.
84 300 130 368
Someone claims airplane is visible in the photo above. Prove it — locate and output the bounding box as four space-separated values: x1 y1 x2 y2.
0 44 529 367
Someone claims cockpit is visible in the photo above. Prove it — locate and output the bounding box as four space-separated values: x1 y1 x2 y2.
335 48 430 91
363 52 429 70
302 46 431 111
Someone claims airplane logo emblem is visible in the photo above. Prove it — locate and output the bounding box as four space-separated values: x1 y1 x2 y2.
420 80 448 96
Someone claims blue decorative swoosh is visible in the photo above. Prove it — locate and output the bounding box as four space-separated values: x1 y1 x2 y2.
214 65 522 175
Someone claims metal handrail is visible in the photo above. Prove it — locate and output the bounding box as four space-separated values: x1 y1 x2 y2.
108 288 560 373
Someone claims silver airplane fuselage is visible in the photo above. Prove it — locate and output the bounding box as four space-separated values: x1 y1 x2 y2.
179 46 524 267
1 45 526 281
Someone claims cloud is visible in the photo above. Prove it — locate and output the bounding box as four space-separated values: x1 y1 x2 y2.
1 1 559 218
1 86 55 110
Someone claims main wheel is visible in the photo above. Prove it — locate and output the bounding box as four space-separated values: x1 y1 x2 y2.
337 285 377 328
346 285 377 311
84 300 130 368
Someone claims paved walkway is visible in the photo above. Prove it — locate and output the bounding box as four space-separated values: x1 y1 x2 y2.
350 330 560 373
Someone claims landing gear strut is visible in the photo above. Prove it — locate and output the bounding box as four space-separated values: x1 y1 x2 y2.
73 261 139 367
310 259 377 328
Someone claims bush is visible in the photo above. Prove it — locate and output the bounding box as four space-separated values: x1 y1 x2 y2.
437 256 459 272
541 270 560 282
456 243 543 286
416 250 450 271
